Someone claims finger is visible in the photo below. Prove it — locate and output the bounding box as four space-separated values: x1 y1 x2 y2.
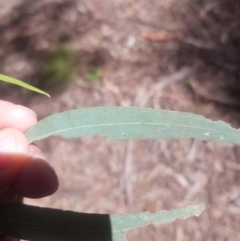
0 153 29 194
0 128 29 154
0 128 30 193
0 100 37 132
0 128 59 198
12 145 59 198
12 160 59 198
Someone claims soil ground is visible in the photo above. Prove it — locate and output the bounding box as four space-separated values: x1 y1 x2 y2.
1 0 240 240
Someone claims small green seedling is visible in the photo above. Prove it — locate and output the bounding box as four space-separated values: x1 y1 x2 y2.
86 67 102 82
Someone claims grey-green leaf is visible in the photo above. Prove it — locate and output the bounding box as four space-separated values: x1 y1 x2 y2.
25 107 240 144
111 203 205 241
0 74 50 97
0 203 205 241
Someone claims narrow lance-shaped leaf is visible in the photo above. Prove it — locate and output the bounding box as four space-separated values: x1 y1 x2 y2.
26 107 240 144
0 73 50 97
0 203 205 241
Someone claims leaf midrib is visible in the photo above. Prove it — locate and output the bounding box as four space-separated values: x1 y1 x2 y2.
27 121 236 142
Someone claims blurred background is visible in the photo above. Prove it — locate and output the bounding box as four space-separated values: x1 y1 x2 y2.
1 0 240 240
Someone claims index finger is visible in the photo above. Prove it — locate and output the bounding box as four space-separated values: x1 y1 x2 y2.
0 101 37 132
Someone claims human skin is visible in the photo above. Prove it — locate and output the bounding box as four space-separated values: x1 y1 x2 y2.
0 100 59 241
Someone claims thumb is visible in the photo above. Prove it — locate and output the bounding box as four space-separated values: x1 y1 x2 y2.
0 128 29 194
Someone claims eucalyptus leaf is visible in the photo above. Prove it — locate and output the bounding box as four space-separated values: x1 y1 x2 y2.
0 203 205 241
0 73 50 97
26 107 240 144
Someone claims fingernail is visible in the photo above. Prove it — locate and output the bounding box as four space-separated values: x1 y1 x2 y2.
12 159 59 198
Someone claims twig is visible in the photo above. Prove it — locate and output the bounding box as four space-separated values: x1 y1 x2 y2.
121 141 133 212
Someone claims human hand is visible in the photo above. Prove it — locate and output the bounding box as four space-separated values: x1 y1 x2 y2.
0 100 59 240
